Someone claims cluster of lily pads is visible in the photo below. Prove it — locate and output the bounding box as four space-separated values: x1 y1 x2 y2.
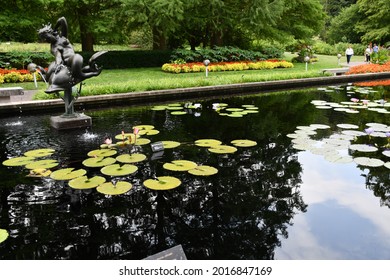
150 102 259 118
314 86 389 114
288 122 390 168
2 124 258 198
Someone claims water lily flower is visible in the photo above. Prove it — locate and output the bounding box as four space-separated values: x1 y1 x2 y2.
133 127 139 135
104 137 112 145
351 98 359 103
365 127 374 135
362 100 369 105
193 103 202 109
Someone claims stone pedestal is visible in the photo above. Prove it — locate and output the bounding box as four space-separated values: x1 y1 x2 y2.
50 114 92 130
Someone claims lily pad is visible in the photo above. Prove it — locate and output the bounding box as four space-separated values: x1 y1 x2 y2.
97 181 133 195
384 162 390 169
133 125 155 130
143 176 181 190
151 106 167 111
138 129 159 136
25 159 59 170
195 139 222 147
50 168 87 180
337 124 359 129
171 111 187 115
231 139 257 147
116 153 147 163
0 229 9 244
100 164 138 176
87 149 117 157
162 141 181 149
349 144 378 152
115 133 136 141
82 157 116 168
69 176 106 189
28 168 52 177
2 156 36 166
24 148 55 157
208 145 238 154
310 124 331 129
133 138 151 146
354 157 384 167
324 154 354 164
382 151 390 158
188 165 218 176
163 160 198 171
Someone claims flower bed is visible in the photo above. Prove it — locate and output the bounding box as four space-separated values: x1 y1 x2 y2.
0 68 37 84
354 80 390 87
162 60 294 74
346 61 390 75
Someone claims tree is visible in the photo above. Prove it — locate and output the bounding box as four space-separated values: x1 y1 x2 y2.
0 0 51 42
327 4 364 44
356 0 390 45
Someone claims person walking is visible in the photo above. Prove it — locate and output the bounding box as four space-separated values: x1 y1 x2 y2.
345 45 354 64
365 45 372 63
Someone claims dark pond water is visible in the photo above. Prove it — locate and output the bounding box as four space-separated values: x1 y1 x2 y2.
1 84 390 260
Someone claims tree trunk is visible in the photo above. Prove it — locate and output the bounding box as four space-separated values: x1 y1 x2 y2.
152 26 167 50
81 32 94 52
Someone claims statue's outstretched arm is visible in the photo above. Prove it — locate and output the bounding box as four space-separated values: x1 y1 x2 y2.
54 17 68 37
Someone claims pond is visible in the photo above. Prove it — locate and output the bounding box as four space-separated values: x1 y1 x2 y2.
1 83 390 260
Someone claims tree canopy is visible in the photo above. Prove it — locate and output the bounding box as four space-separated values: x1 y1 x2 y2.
0 0 388 50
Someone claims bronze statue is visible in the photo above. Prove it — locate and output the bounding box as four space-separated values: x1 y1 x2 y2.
35 17 106 117
38 17 106 93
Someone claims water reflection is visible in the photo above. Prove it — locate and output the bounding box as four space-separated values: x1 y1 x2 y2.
1 85 390 259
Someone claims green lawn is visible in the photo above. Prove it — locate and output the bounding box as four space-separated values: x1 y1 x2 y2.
1 53 366 100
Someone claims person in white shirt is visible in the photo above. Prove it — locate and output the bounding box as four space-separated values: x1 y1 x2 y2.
365 45 372 63
345 46 354 64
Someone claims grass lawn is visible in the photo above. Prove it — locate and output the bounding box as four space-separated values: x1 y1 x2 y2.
1 53 366 100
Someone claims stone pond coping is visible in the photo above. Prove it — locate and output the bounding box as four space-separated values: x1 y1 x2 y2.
0 72 390 116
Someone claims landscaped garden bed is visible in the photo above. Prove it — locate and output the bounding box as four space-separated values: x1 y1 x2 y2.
162 60 294 74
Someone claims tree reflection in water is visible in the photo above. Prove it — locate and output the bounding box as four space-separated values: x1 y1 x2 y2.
0 90 316 260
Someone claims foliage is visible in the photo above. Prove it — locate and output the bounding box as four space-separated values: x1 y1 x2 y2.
371 49 390 65
170 46 283 64
356 0 390 45
0 52 52 69
162 60 294 74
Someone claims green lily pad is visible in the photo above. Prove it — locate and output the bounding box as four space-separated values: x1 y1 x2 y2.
24 148 55 157
382 151 390 158
133 138 151 145
208 145 238 154
188 165 218 176
133 125 155 130
27 168 52 177
151 106 168 111
25 159 59 170
97 181 133 195
171 111 187 115
143 176 181 190
354 157 384 167
231 139 258 147
226 113 244 117
69 176 106 189
2 156 36 166
87 149 117 157
116 153 147 163
384 162 390 169
310 124 331 129
115 133 136 141
167 106 184 111
162 141 181 149
138 129 159 136
100 164 138 176
163 160 198 171
0 229 9 244
324 154 354 164
195 139 222 147
50 168 87 180
82 157 116 168
226 108 244 112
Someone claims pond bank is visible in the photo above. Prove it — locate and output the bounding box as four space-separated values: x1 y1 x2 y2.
1 71 390 116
